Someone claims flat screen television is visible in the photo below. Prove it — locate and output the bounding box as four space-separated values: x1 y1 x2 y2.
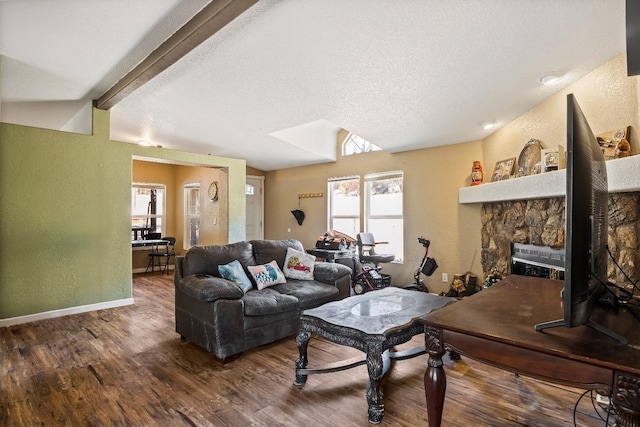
534 94 627 345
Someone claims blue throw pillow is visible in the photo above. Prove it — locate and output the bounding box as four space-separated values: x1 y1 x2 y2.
218 260 253 293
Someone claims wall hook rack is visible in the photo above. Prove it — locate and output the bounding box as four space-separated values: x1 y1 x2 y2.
297 193 323 198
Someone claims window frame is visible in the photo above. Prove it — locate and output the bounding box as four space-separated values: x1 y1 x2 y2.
341 133 382 156
183 182 200 250
364 171 404 263
327 175 361 240
131 182 166 242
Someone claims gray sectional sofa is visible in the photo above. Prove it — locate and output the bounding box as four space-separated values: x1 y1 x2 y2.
174 239 352 361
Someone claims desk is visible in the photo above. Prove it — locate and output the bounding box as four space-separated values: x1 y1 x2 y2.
131 239 168 248
132 239 170 273
419 275 640 426
306 247 356 262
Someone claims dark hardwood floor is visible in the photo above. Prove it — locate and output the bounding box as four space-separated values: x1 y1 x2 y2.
0 273 609 426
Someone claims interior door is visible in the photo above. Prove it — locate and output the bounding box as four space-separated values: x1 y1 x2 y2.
246 175 264 240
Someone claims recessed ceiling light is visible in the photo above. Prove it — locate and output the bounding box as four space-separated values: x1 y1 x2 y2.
539 73 562 85
138 140 151 146
479 121 495 130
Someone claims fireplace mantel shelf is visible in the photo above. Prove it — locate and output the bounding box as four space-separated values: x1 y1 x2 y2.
459 155 640 204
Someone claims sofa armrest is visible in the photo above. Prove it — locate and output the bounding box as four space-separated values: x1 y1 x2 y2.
174 255 185 288
313 262 352 285
178 274 244 303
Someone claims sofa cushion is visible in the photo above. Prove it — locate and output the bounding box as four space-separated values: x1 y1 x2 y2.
183 241 255 277
179 274 244 302
248 260 287 290
218 260 253 293
273 280 339 309
242 288 299 316
251 239 304 269
313 262 353 284
283 247 315 280
243 310 300 330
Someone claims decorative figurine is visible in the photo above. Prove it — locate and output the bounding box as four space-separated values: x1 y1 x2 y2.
613 128 631 159
483 268 501 288
471 161 484 186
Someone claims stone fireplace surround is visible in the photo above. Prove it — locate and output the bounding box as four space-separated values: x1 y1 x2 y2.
460 156 640 293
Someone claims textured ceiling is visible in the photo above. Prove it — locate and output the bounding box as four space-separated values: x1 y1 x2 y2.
0 0 627 171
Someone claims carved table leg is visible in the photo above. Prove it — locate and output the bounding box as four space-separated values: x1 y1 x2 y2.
424 327 446 427
293 331 311 386
366 342 385 424
613 373 640 427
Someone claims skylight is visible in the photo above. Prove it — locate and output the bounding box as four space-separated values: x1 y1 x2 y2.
342 133 382 156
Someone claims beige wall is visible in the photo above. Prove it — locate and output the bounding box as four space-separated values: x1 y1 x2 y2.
264 136 484 294
131 160 230 271
174 165 229 248
132 160 178 237
263 53 640 293
483 53 639 176
246 166 265 177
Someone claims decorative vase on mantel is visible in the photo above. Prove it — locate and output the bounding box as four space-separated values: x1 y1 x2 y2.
471 161 484 186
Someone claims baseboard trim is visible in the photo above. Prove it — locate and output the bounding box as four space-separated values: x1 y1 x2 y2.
132 266 174 274
0 298 135 327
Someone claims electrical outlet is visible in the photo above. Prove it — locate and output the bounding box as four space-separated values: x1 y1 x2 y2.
596 393 611 407
442 273 448 282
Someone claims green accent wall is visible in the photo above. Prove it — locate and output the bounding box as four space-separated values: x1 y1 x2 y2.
0 108 246 319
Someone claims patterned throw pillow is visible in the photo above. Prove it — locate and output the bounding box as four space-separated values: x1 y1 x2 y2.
218 260 253 293
247 260 287 290
283 247 315 280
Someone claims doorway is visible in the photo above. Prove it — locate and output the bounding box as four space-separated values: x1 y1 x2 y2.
246 175 264 240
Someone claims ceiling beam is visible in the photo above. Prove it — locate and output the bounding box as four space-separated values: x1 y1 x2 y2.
96 0 257 110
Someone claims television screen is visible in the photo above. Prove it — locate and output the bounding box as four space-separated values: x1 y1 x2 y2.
535 94 626 345
564 93 608 327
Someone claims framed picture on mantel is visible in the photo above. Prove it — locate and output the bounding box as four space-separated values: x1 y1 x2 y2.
492 158 515 182
541 145 565 173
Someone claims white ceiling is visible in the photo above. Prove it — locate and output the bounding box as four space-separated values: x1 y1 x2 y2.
0 0 627 171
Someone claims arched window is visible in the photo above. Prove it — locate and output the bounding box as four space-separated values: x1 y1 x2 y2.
342 133 382 156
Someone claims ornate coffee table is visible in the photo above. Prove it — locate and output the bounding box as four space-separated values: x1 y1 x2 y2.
293 287 454 424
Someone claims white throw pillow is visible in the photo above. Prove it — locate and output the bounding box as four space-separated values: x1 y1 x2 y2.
283 247 315 280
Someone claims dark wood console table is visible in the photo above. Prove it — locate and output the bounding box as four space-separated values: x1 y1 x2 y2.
420 275 640 426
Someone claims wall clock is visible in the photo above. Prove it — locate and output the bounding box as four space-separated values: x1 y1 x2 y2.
208 181 219 202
